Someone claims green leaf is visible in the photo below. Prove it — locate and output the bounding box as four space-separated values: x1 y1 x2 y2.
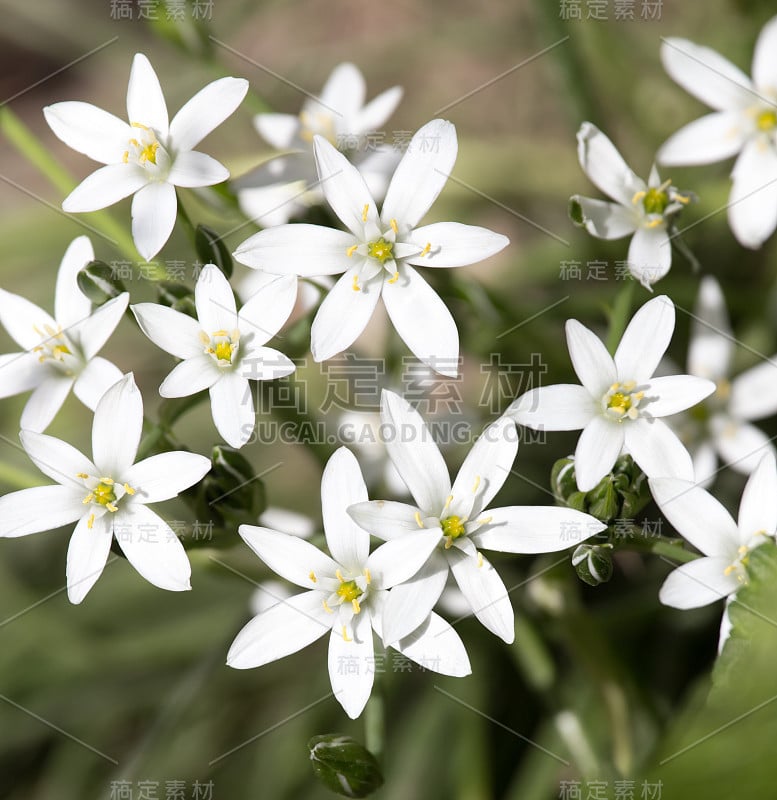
308 734 384 798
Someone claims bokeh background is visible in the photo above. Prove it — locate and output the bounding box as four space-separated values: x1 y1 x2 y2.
2 0 777 798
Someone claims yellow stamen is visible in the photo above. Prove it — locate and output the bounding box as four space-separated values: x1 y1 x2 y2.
631 190 646 204
123 484 135 495
322 599 333 614
351 598 361 614
342 626 352 642
346 244 359 257
443 495 453 512
87 513 95 530
444 537 453 549
131 122 150 130
100 477 114 485
336 569 345 583
387 271 399 284
76 472 89 479
106 503 118 513
198 331 210 345
122 151 129 164
477 552 484 568
420 242 431 257
364 568 371 584
309 571 317 583
82 494 94 505
414 511 424 528
361 203 369 222
476 516 493 526
352 274 361 292
472 476 481 494
390 218 398 234
724 565 735 576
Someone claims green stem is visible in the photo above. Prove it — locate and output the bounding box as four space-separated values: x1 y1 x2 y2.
605 279 635 354
176 191 198 244
364 672 385 762
617 530 700 563
0 461 45 491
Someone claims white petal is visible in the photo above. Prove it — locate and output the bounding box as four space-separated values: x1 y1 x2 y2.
195 264 237 333
380 389 451 514
258 507 315 540
754 17 777 85
167 150 228 187
321 448 369 571
239 524 339 588
381 119 458 228
712 416 775 474
69 292 129 360
126 53 169 136
238 346 296 381
382 264 459 377
447 548 514 643
738 452 777 539
0 486 84 537
659 557 739 609
43 102 131 164
353 85 403 134
565 319 617 396
0 352 42 398
394 611 471 677
114 505 191 590
646 375 716 417
318 62 366 116
238 274 297 345
366 530 443 588
66 512 112 604
131 181 177 261
406 222 509 267
507 384 597 432
131 302 204 360
168 76 248 152
20 374 74 433
92 373 142 476
19 430 95 489
63 164 147 212
728 138 777 249
576 122 644 207
122 451 211 504
658 111 748 166
660 37 755 111
227 591 331 669
159 355 221 398
692 440 719 488
730 359 777 420
614 295 675 383
569 195 638 239
233 224 355 276
314 136 378 235
625 418 694 481
472 506 605 553
54 236 94 328
310 270 381 362
627 226 672 288
574 417 624 491
0 289 57 350
237 180 308 228
346 500 424 541
209 372 253 448
253 113 300 149
380 554 449 645
718 600 734 655
450 416 517 519
688 276 734 380
648 477 737 557
329 611 375 719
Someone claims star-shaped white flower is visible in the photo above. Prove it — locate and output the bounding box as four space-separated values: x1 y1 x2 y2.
571 123 692 288
233 119 509 377
0 236 128 432
507 296 716 492
237 62 403 227
671 276 777 485
0 374 211 604
346 390 607 646
132 264 297 449
658 18 777 248
650 453 777 643
44 53 248 260
227 447 470 720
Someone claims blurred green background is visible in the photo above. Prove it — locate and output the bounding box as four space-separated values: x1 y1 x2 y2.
2 0 777 798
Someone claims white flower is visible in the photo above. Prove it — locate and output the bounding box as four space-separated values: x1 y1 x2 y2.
0 236 128 432
0 374 211 604
44 53 248 260
347 390 606 646
672 276 777 485
233 119 509 377
571 123 692 288
658 19 777 248
132 264 296 449
649 453 777 642
237 62 402 226
507 296 715 492
227 447 470 720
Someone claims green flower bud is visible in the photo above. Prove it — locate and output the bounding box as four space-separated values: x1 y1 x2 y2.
155 281 197 318
77 261 127 305
308 734 384 798
195 225 233 279
572 543 614 586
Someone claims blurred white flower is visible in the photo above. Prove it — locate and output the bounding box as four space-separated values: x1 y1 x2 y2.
508 296 715 492
132 265 296 449
0 236 128 432
236 62 403 226
0 374 211 603
234 119 509 377
571 123 692 288
44 53 248 260
659 18 777 248
227 447 470 720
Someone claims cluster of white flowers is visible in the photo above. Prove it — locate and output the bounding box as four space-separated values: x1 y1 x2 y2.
2 19 777 721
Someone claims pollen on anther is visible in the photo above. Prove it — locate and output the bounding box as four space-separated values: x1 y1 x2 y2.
352 275 361 292
87 513 95 530
309 570 317 583
83 493 94 505
388 271 399 284
342 626 352 642
76 472 89 479
322 599 333 614
414 511 424 528
363 568 372 584
477 552 484 568
472 476 481 494
361 204 369 223
351 598 361 614
420 243 431 257
346 244 358 257
123 484 135 495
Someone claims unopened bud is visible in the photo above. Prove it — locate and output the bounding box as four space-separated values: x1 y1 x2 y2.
308 734 384 798
77 261 126 304
572 543 614 586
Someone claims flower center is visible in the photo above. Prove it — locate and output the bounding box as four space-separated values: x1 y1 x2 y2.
93 480 117 507
298 110 336 144
336 579 363 604
32 323 74 369
200 329 240 367
756 109 777 131
78 473 136 529
602 381 645 422
367 238 394 264
123 122 168 173
642 187 669 215
441 514 466 540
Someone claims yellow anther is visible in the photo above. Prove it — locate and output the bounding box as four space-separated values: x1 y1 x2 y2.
361 204 369 222
414 511 425 528
123 484 135 495
387 271 399 284
87 513 95 530
336 569 345 583
476 516 493 527
472 476 481 494
477 552 484 568
106 503 118 513
322 599 333 614
724 565 734 576
129 138 140 148
444 537 453 549
352 274 361 292
631 190 646 205
443 495 453 512
420 242 431 257
131 122 150 130
122 151 129 164
351 598 361 614
342 626 352 642
82 494 94 505
76 472 89 479
309 571 317 583
346 244 359 257
198 331 210 345
646 217 664 229
390 218 398 234
363 568 371 584
100 477 114 485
